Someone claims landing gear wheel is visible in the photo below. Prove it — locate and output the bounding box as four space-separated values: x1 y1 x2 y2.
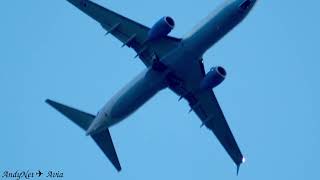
151 53 167 72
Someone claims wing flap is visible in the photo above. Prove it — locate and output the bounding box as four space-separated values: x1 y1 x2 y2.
169 59 244 168
194 92 244 166
66 0 181 67
67 0 149 44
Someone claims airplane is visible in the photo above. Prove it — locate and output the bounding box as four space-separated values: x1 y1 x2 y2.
36 170 43 177
46 0 257 174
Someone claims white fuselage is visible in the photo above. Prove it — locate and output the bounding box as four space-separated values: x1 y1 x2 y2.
86 0 256 135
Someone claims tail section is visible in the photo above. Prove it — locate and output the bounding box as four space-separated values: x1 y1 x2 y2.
45 99 94 130
92 129 122 171
45 99 122 171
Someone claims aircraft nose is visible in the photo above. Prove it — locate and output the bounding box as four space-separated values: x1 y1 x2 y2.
239 0 256 11
251 0 257 6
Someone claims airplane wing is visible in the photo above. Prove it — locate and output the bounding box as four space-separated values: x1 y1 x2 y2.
169 60 244 171
66 0 181 67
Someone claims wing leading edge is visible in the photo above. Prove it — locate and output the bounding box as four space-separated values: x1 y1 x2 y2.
193 91 244 166
169 60 244 173
65 0 243 172
66 0 181 67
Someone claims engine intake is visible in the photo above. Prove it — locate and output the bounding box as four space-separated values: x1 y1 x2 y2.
148 16 175 41
200 66 226 91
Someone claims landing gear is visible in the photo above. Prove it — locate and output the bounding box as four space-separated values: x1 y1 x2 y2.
151 53 167 72
150 53 184 90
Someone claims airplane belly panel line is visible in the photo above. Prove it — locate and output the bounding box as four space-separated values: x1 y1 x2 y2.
47 0 257 175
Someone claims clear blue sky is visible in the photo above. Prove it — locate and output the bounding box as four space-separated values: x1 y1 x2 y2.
1 0 319 179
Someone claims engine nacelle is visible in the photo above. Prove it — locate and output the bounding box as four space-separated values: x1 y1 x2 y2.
148 16 175 41
200 66 227 91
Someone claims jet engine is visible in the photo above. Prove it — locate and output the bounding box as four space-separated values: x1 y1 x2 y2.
148 16 175 40
200 66 227 91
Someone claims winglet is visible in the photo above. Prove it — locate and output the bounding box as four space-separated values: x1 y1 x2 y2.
236 164 240 176
236 157 246 175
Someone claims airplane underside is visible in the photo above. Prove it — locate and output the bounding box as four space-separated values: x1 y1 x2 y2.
46 0 257 175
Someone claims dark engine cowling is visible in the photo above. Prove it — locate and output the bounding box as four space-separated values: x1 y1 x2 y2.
200 66 227 91
148 16 175 41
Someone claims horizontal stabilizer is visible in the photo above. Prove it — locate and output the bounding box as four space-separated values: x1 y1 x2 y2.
92 129 122 171
45 99 94 130
45 99 122 171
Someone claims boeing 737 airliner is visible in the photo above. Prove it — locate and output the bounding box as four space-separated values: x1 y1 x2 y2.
46 0 257 174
